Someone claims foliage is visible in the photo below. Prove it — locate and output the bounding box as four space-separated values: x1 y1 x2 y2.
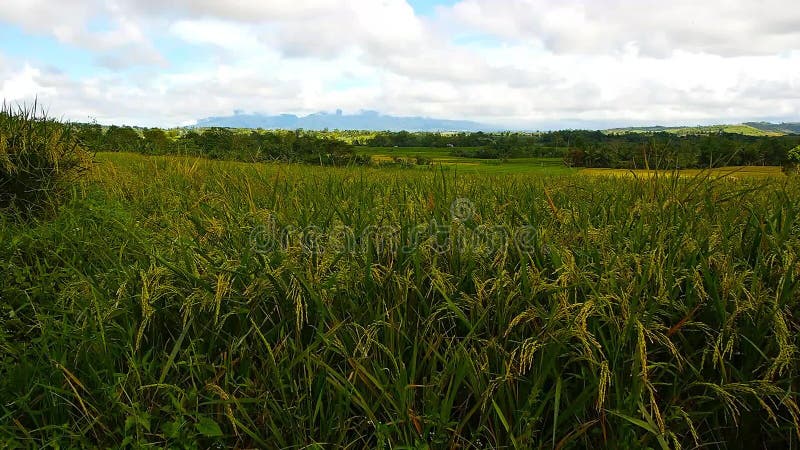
415 155 432 165
784 145 800 175
73 124 367 166
0 102 92 218
1 151 799 448
142 128 171 155
103 125 142 152
364 130 799 168
607 123 787 137
555 131 799 169
68 122 800 170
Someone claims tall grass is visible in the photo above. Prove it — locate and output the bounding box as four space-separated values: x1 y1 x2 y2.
1 152 798 448
0 101 92 218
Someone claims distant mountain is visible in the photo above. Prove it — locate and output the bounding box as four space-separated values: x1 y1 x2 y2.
744 122 800 135
195 111 800 135
195 110 497 132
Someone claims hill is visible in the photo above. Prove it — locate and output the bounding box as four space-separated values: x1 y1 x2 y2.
605 123 786 136
744 122 800 134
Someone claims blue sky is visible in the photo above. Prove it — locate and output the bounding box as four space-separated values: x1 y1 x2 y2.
0 0 798 128
0 24 96 78
408 0 461 15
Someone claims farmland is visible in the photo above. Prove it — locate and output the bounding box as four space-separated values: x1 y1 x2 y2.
579 165 785 179
2 149 799 448
357 146 575 175
356 146 788 177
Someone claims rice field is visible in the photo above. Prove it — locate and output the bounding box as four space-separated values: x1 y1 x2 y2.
356 147 573 175
580 166 785 179
1 151 799 448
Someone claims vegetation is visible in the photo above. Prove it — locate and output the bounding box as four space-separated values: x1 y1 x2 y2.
362 130 800 169
744 122 800 135
74 124 367 166
605 124 785 137
356 147 575 175
784 145 800 175
0 103 92 219
71 124 800 172
555 131 800 169
2 149 799 448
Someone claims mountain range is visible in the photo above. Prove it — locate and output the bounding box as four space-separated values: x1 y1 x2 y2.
195 110 497 132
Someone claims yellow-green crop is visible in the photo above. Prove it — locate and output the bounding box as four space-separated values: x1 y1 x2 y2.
1 152 798 448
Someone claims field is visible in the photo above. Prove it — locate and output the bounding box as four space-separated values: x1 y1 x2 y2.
357 147 790 178
580 165 785 179
2 151 799 448
359 146 578 175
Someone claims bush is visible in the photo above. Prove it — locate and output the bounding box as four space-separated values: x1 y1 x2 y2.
783 145 800 175
0 102 92 218
415 155 432 165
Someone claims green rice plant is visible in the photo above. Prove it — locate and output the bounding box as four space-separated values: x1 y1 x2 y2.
0 101 92 218
1 152 798 448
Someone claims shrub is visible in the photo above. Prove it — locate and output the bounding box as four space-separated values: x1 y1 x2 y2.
415 155 432 165
783 145 800 175
0 102 92 218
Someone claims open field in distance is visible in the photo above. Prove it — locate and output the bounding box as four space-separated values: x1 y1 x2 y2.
579 165 786 179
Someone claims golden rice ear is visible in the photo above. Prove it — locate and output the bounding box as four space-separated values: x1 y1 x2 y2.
0 101 92 219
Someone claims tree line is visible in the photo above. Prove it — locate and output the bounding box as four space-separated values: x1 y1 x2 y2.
74 124 367 165
550 130 800 169
365 129 800 169
74 124 800 169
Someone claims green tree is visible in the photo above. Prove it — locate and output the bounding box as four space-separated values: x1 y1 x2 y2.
784 145 800 175
142 128 171 155
75 123 104 152
104 125 142 152
198 127 234 158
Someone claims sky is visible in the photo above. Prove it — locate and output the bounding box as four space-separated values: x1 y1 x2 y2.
0 0 798 129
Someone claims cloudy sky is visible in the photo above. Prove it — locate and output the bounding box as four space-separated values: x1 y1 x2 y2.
1 0 798 129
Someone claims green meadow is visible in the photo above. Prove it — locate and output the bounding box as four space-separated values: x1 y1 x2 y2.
2 150 799 448
357 146 576 175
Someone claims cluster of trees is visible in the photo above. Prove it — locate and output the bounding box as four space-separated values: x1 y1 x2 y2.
363 131 531 148
74 124 367 165
552 131 800 169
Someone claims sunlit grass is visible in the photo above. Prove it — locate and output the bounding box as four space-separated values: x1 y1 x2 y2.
1 151 798 448
580 165 784 178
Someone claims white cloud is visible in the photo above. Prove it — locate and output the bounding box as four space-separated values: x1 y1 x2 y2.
126 0 429 59
0 0 165 68
0 0 798 127
0 65 56 100
170 20 262 52
443 0 800 57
